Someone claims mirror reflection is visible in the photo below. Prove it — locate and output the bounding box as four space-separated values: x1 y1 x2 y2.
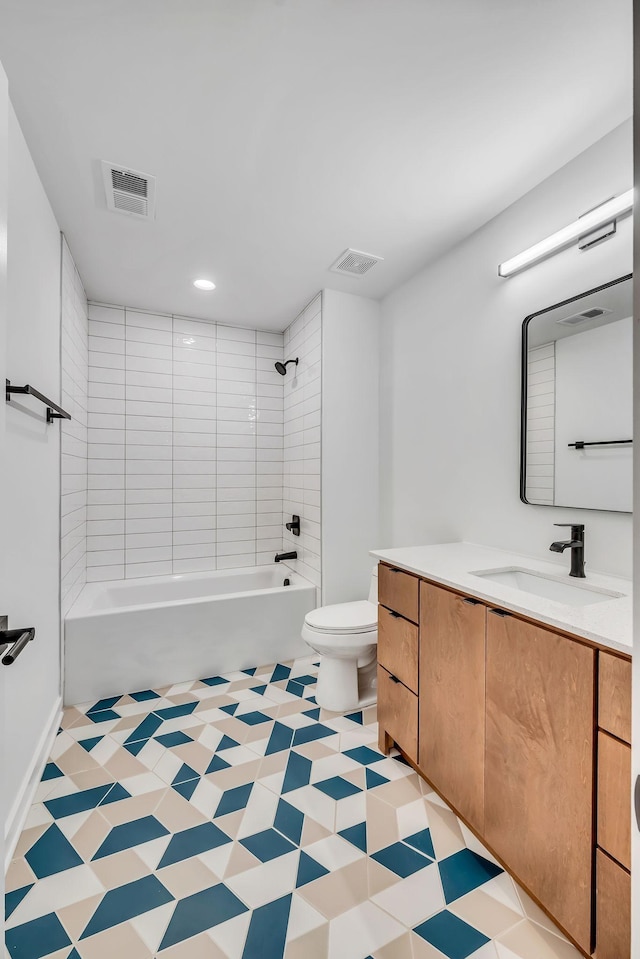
521 274 632 513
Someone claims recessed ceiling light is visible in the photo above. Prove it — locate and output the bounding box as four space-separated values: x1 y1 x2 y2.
193 278 216 291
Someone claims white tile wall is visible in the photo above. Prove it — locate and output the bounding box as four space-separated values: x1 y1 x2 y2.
60 238 89 614
86 304 286 580
282 293 322 591
526 342 555 506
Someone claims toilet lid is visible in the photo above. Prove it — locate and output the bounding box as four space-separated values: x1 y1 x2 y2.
304 600 378 634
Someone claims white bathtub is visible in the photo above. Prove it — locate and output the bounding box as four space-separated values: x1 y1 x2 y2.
64 566 317 705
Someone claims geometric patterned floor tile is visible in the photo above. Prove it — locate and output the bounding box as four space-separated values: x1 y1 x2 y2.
5 655 583 959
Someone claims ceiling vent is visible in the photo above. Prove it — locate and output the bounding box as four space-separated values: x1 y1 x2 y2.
101 161 156 219
329 248 383 276
556 306 611 326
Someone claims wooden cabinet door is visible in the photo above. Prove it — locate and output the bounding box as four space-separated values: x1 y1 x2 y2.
419 581 486 833
485 612 595 954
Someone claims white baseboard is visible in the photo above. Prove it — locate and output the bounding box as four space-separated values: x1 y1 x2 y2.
4 695 62 872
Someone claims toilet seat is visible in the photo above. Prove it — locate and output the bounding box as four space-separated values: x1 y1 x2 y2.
304 600 377 635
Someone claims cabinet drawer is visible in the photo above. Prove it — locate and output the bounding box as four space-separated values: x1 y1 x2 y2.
597 731 631 870
378 564 419 623
595 849 630 959
378 605 419 693
599 653 631 744
377 665 418 762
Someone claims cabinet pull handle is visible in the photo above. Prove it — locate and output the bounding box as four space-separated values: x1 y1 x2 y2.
388 610 402 618
389 674 401 684
488 608 511 618
462 597 481 606
635 776 640 834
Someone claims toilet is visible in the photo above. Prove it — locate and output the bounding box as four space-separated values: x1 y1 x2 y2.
302 567 378 712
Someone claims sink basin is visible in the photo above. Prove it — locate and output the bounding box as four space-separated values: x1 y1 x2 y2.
470 567 625 607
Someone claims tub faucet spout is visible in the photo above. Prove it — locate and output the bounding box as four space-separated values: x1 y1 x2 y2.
275 551 297 563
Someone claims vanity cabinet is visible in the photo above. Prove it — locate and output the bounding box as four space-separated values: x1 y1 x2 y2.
485 612 595 955
376 562 632 959
419 581 486 833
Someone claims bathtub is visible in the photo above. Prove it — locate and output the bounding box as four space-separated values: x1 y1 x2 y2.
64 566 317 705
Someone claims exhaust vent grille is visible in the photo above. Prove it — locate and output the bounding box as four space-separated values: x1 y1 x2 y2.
101 161 156 219
556 307 611 326
329 248 383 276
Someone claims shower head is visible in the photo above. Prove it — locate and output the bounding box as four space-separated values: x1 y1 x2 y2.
275 358 299 376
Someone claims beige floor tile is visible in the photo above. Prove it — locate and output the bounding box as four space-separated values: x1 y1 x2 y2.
366 792 400 853
373 774 424 809
69 809 112 860
5 857 36 892
227 677 259 693
342 766 367 789
367 858 401 898
258 751 289 777
55 742 104 776
166 691 199 706
89 849 150 888
157 856 219 897
162 933 230 959
277 699 315 719
223 842 261 879
294 740 336 761
515 884 570 938
57 893 103 940
373 931 414 959
496 919 583 958
76 919 153 958
206 759 262 791
298 858 369 919
424 799 466 859
450 888 523 939
363 706 377 725
104 747 149 781
410 931 451 958
213 809 245 841
60 706 87 729
98 788 166 826
153 787 209 831
194 693 236 711
284 920 329 959
172 740 215 774
13 824 49 859
300 817 333 847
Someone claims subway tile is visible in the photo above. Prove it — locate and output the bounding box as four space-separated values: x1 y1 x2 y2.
126 385 173 403
173 418 216 434
174 543 218 560
217 325 255 343
126 354 172 375
173 460 216 475
126 474 173 489
173 374 216 393
125 401 173 418
88 320 125 340
173 502 216 518
87 543 125 560
172 346 215 366
173 404 217 420
173 488 216 503
173 529 216 546
173 474 216 489
126 459 172 474
125 309 172 331
126 504 173 520
125 561 173 579
216 527 256 543
87 565 124 582
126 370 173 389
216 553 256 569
89 351 124 371
126 324 173 346
217 540 256 557
89 335 125 355
126 489 173 504
172 431 216 448
89 381 125 400
88 458 124 474
88 304 125 324
173 515 215 531
127 340 172 361
173 332 216 352
173 316 217 338
87 504 125 521
173 361 217 380
126 531 173 549
87 519 125 536
126 415 172 432
172 446 215 462
126 429 172 446
126 444 172 460
88 488 125 506
125 545 172 563
173 557 217 574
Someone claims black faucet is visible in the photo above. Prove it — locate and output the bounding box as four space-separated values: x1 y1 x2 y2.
549 524 585 578
275 551 297 563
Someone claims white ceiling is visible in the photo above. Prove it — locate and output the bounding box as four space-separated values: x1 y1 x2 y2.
0 0 632 331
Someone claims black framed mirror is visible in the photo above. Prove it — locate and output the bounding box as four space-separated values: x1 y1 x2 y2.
520 273 632 513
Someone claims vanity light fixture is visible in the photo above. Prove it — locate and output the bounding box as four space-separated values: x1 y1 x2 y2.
193 278 216 291
498 189 634 278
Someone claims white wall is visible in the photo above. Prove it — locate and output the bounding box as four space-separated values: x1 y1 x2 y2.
282 294 322 591
380 118 633 579
60 238 88 614
3 105 62 853
322 289 380 605
554 317 632 511
86 304 284 579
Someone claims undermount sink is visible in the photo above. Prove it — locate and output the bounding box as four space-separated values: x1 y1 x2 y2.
470 567 625 607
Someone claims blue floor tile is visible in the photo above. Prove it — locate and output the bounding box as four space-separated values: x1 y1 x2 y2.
100 783 131 806
217 734 240 751
78 736 103 753
293 675 316 686
251 684 267 695
292 723 336 747
81 875 174 939
201 675 228 687
365 769 389 789
159 883 248 950
413 910 490 959
41 762 64 782
154 702 198 721
172 763 199 785
92 816 169 861
338 822 367 852
281 751 311 794
5 883 34 920
172 779 199 801
206 754 231 774
302 707 320 720
345 710 363 724
314 776 361 800
130 689 160 702
242 893 291 959
237 711 271 725
274 799 304 845
344 746 383 766
296 851 329 888
371 841 433 878
123 714 163 744
404 829 435 860
221 703 238 716
87 697 120 714
25 824 83 878
240 829 297 862
242 667 257 676
158 822 231 869
5 912 71 959
155 731 192 747
87 709 120 724
215 782 253 817
438 849 503 904
285 680 306 697
123 740 146 757
265 722 294 756
271 664 291 682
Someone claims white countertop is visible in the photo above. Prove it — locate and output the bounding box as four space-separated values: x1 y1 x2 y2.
370 542 632 655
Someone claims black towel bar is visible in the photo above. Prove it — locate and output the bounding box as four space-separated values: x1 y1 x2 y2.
6 379 71 423
568 439 632 449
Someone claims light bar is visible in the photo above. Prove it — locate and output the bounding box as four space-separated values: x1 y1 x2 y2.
498 189 634 278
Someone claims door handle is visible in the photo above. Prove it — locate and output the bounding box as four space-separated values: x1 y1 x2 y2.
462 597 481 606
388 674 401 684
488 608 511 618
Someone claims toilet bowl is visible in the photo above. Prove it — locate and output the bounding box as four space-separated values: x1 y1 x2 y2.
302 568 378 712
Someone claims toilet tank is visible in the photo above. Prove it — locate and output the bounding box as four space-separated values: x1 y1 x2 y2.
368 565 379 604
